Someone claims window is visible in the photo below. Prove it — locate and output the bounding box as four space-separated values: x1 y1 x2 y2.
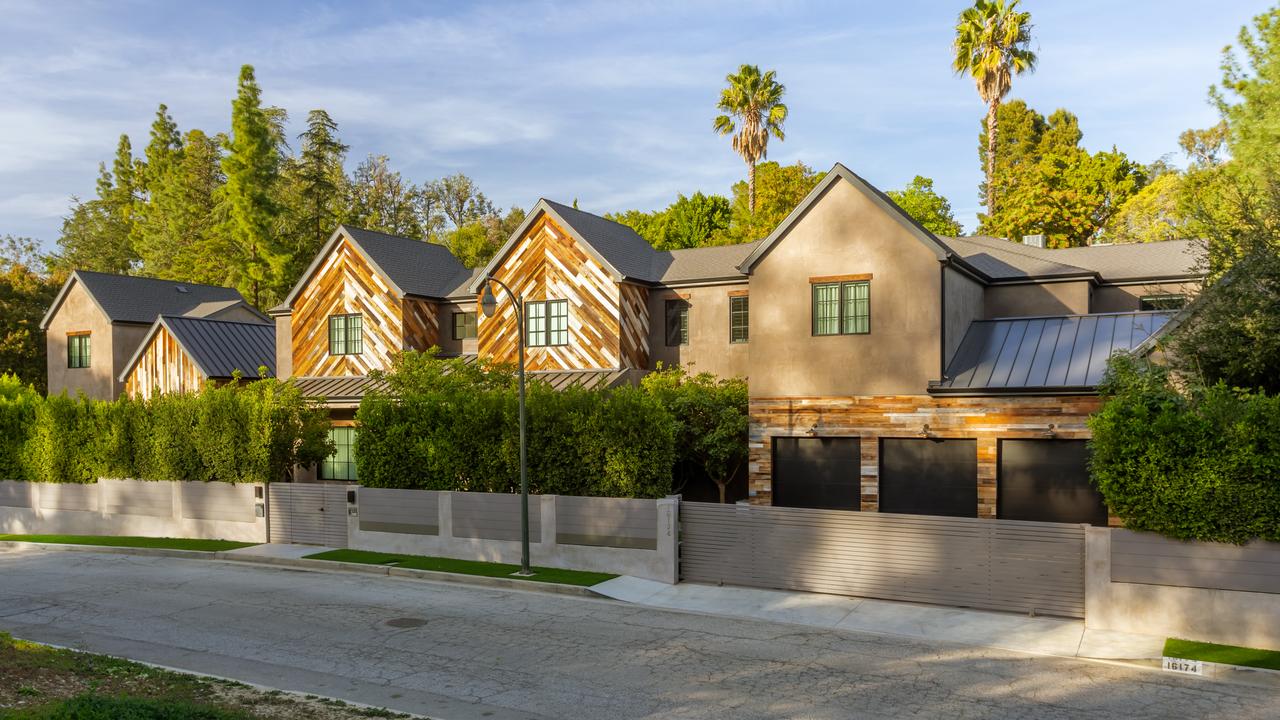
328 314 363 355
321 426 358 481
729 296 749 343
1140 294 1186 311
525 299 568 347
67 334 91 369
665 299 689 346
452 311 477 340
813 280 870 335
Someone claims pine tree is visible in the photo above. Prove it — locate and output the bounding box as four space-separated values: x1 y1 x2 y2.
219 65 287 307
138 129 226 283
285 109 348 274
141 104 183 193
52 135 140 274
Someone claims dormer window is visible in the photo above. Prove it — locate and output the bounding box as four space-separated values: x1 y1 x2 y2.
328 314 363 355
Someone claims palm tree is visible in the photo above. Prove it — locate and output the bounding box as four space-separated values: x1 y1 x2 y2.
952 0 1037 217
714 65 788 214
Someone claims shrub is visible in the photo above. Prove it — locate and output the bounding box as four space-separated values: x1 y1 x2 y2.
0 373 39 480
1089 355 1280 543
641 365 749 502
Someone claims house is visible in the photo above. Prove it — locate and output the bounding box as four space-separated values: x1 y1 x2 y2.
40 271 266 400
119 315 277 399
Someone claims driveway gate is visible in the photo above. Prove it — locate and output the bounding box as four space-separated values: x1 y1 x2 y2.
268 483 351 547
680 502 1087 618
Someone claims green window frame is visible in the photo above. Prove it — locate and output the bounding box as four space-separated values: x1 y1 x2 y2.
525 301 547 347
547 299 568 346
321 426 358 481
67 334 91 369
665 299 689 346
328 314 363 355
812 280 870 336
452 311 477 340
729 296 749 344
1139 294 1186 311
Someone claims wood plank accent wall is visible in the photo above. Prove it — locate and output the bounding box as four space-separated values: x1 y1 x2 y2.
291 237 425 376
477 215 623 370
403 297 440 352
123 324 205 399
619 282 650 370
749 395 1102 517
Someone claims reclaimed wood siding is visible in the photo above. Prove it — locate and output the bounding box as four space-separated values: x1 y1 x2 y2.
477 216 622 371
749 395 1102 517
292 237 415 377
403 297 440 352
123 324 206 399
619 282 650 370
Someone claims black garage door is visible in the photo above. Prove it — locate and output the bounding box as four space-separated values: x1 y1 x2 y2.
879 438 977 518
772 437 861 511
998 439 1108 525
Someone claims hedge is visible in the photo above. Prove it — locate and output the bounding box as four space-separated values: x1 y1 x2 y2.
355 353 678 498
0 373 332 484
1089 356 1280 544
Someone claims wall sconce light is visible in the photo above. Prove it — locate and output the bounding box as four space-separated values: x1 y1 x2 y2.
1041 423 1057 438
919 423 932 438
805 423 820 437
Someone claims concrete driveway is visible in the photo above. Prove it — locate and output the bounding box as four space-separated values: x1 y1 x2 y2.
0 548 1275 720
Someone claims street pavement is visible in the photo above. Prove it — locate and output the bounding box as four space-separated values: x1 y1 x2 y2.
0 548 1275 720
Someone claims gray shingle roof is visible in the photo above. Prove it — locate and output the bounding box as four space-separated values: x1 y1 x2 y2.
935 311 1174 394
44 271 251 328
941 236 1203 282
340 225 473 298
541 200 659 281
157 316 276 380
655 242 759 283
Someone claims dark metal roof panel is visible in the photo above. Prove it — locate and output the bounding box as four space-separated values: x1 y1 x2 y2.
937 311 1174 393
161 316 275 379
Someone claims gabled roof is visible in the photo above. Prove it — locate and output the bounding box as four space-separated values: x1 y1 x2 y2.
119 315 276 383
280 225 473 310
41 270 255 329
933 311 1174 395
738 163 975 276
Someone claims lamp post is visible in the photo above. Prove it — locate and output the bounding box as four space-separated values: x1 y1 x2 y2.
480 276 532 576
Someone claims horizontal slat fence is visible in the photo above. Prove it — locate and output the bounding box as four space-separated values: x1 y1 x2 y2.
1111 529 1280 594
681 502 1086 618
557 496 657 549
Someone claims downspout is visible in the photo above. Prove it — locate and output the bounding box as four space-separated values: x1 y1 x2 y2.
939 260 948 381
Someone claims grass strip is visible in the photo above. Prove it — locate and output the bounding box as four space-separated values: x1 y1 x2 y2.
0 534 256 552
304 548 616 587
1164 637 1280 671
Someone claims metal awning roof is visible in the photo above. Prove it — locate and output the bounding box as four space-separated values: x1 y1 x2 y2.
933 311 1174 395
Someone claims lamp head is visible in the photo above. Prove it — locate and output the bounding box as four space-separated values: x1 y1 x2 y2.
481 282 497 318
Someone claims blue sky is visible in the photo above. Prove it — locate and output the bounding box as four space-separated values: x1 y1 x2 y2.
0 0 1272 250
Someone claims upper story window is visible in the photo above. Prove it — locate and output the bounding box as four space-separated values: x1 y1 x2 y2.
526 299 568 347
665 299 689 346
452 311 477 340
328 314 363 355
730 296 749 344
67 333 91 369
813 279 870 336
1140 294 1186 311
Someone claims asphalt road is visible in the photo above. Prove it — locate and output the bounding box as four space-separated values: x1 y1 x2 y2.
0 549 1275 720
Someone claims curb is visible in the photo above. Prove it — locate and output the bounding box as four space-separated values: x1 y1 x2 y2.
0 541 603 599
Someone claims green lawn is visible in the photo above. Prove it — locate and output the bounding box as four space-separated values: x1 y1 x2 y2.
304 549 617 587
0 535 256 552
1164 637 1280 671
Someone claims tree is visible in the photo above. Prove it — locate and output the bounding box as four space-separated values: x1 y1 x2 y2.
0 237 57 392
717 161 824 244
1212 7 1280 171
886 176 964 235
140 104 183 196
137 129 226 284
426 173 496 230
440 206 526 267
344 155 423 238
641 365 748 504
220 64 288 307
1103 172 1187 243
713 64 788 213
952 0 1037 217
1179 122 1228 169
283 110 348 277
608 192 732 250
52 135 141 275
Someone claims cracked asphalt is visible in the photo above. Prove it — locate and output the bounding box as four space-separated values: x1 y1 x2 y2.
0 549 1275 719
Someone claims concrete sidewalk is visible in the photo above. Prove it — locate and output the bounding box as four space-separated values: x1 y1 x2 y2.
592 576 1166 662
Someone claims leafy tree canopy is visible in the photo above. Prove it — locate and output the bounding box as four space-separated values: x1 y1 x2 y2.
886 176 964 236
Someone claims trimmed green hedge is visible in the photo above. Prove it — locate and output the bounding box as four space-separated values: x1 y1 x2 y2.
0 374 331 484
356 353 678 498
1089 356 1280 544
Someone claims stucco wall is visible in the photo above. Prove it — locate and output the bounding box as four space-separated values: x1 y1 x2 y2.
647 282 750 378
747 178 943 396
273 314 293 380
436 300 479 357
943 267 984 367
1091 280 1199 313
110 323 150 398
45 280 114 399
984 281 1092 319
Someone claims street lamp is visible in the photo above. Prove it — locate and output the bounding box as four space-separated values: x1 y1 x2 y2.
480 277 532 576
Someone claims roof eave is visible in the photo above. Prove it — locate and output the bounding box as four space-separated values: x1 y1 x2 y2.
927 385 1101 397
278 226 409 311
468 200 627 294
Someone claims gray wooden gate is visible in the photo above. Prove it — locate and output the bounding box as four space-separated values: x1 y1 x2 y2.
680 502 1087 618
268 483 350 547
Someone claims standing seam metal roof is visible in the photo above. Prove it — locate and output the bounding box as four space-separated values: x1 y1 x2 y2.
159 316 276 379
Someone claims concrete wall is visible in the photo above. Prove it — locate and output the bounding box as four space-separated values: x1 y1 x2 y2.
984 281 1091 319
45 280 115 399
647 282 750 378
0 479 267 543
349 488 679 583
747 178 943 396
1085 527 1280 648
1091 280 1199 313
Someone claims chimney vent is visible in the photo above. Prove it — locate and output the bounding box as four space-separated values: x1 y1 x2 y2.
175 285 190 294
1022 234 1046 248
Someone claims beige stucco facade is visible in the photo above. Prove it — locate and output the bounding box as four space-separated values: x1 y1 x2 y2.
1091 280 1199 313
646 282 751 379
985 280 1092 318
44 280 119 400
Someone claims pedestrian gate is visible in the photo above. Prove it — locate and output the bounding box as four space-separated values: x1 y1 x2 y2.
680 502 1087 618
268 483 351 547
